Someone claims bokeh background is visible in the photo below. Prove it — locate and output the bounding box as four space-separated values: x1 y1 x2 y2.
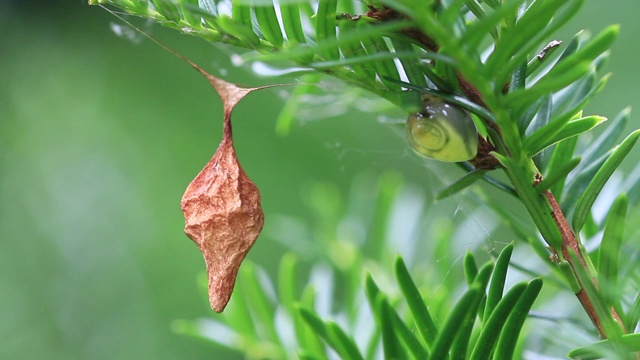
1 1 639 359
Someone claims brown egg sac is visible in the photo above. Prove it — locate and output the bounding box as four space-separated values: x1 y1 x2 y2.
177 53 273 313
180 120 264 313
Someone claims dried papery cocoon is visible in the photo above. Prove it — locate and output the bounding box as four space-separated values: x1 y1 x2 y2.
179 74 274 313
181 114 264 313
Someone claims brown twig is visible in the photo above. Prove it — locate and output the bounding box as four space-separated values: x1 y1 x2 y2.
544 190 627 337
544 190 604 336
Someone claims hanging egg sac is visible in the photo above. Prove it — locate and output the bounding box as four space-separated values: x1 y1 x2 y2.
406 96 478 162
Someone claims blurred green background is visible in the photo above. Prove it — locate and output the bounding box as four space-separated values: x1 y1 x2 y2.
1 1 639 359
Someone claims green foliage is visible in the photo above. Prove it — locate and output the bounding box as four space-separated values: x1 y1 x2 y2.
90 0 640 358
